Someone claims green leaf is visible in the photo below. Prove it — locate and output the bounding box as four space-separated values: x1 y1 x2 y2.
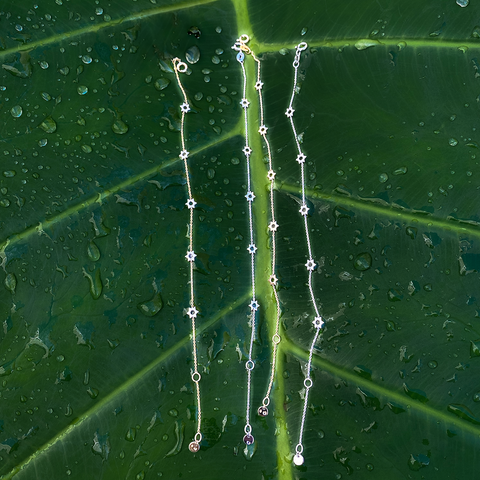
1 0 480 479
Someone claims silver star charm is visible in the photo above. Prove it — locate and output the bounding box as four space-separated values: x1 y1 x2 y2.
255 81 264 91
249 300 259 311
245 191 255 202
267 169 276 181
299 204 309 216
186 198 197 209
285 107 295 118
305 259 316 271
247 243 257 254
240 98 250 109
180 102 190 113
268 221 279 232
243 146 252 156
312 317 324 329
179 149 190 160
258 125 268 136
185 250 197 262
296 153 306 164
187 306 199 319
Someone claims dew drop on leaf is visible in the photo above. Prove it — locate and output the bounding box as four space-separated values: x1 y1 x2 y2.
5 273 17 294
154 78 170 91
125 427 136 442
10 105 22 118
87 241 100 262
137 292 163 317
112 119 128 134
39 116 57 133
185 45 200 64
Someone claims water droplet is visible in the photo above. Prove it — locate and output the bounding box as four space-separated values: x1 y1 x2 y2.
194 92 203 101
448 403 480 424
41 92 52 101
83 268 103 299
397 41 407 50
82 145 92 153
39 61 49 69
5 273 17 294
215 26 222 33
353 252 372 271
39 116 57 134
456 0 469 7
449 138 458 146
87 241 100 262
112 119 128 135
154 78 170 91
472 25 480 38
82 55 93 64
125 427 136 442
427 360 438 369
473 391 480 402
211 55 220 65
379 173 388 183
168 408 179 418
87 387 99 399
393 166 407 175
0 199 10 208
92 431 110 460
405 226 417 239
366 464 374 471
58 66 70 76
10 105 22 118
403 383 428 403
137 292 163 317
95 7 103 15
301 27 308 36
165 420 185 457
77 85 88 95
185 46 200 64
355 38 381 50
3 170 16 178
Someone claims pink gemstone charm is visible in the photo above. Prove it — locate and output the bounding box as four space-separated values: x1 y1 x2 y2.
188 441 200 453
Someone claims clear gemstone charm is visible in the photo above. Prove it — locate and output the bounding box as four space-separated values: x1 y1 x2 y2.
293 453 304 466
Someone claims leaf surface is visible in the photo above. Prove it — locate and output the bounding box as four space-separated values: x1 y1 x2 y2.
1 1 480 479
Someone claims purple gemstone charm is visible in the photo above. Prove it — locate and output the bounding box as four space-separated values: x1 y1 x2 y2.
243 434 254 445
258 406 268 417
188 441 200 453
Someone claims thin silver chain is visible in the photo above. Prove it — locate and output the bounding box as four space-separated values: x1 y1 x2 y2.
232 34 259 446
285 43 325 467
232 33 282 442
172 57 203 454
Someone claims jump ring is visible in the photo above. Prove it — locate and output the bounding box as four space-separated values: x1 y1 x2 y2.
245 360 255 371
304 378 313 389
239 34 250 44
297 42 308 51
192 372 201 382
194 432 202 442
272 333 281 345
262 397 270 407
177 61 188 73
296 444 303 454
244 424 252 434
293 60 300 68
